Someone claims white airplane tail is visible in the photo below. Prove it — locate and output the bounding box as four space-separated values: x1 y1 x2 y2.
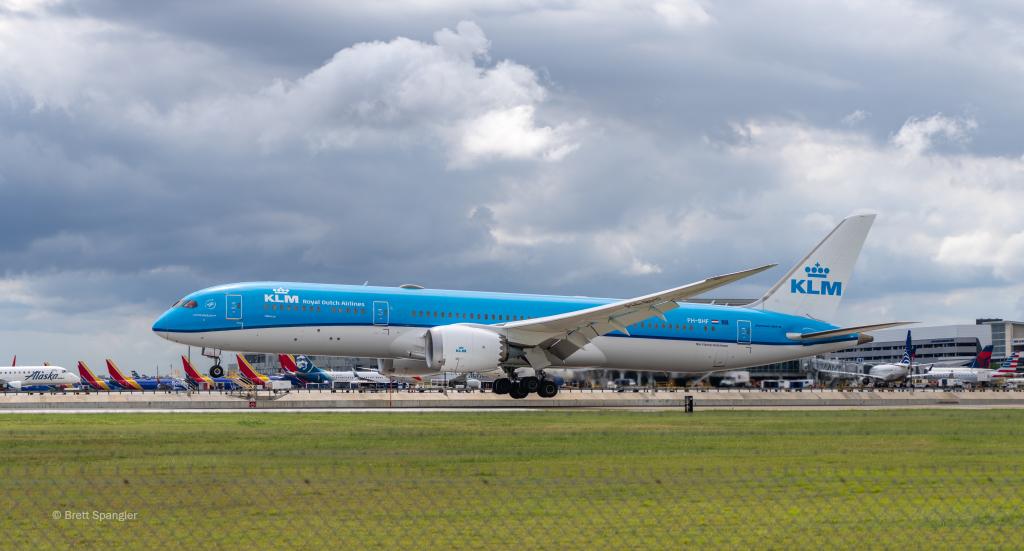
751 214 875 321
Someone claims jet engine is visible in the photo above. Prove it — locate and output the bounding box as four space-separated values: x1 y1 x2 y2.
376 358 439 377
425 325 507 374
2 380 22 391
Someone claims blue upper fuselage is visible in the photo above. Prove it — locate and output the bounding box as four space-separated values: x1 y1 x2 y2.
152 282 845 347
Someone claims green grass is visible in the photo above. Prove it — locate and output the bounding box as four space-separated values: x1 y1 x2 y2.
2 410 1023 549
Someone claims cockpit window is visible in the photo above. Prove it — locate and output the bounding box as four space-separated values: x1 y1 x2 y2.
180 299 198 309
171 298 183 307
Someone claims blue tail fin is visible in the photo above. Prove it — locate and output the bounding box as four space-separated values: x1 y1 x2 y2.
295 355 324 375
900 331 913 366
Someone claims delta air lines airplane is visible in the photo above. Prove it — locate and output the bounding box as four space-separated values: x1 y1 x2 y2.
153 214 909 399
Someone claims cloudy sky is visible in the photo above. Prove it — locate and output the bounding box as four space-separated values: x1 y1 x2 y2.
2 0 1023 372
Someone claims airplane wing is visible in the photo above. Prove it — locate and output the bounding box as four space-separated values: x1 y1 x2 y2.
497 264 776 366
785 322 915 341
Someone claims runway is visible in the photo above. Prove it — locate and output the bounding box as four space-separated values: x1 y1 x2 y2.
4 388 1024 411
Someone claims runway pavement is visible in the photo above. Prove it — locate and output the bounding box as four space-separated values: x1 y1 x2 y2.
3 387 1024 410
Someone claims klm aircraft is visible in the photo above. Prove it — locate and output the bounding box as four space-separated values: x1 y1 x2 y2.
153 214 909 399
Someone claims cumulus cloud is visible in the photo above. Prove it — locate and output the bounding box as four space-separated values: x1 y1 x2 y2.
3 1 1024 370
891 114 978 155
131 21 578 166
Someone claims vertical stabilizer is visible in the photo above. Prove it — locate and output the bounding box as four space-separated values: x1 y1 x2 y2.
752 214 875 321
237 354 268 385
106 359 142 390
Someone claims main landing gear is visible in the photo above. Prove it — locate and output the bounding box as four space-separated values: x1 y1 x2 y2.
493 374 559 399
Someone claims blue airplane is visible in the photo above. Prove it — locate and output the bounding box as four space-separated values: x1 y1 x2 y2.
153 214 909 399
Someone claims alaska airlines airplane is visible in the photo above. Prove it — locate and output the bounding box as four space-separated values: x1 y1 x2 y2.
153 214 908 399
0 365 80 391
294 355 391 387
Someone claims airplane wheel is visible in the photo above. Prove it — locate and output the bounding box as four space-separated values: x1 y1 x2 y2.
520 376 540 393
509 382 529 399
209 365 225 378
493 378 511 395
537 380 558 398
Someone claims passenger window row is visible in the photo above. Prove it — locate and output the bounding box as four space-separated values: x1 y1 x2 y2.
411 311 530 322
263 304 366 315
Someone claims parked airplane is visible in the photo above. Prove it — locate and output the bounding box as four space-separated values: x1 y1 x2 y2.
181 356 243 390
105 359 188 391
153 214 909 399
823 331 915 385
236 354 291 388
294 355 391 387
996 353 1024 388
278 353 330 386
911 346 997 384
77 361 114 390
0 365 79 391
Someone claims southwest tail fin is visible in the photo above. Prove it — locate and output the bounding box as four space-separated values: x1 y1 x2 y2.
78 361 109 390
106 359 141 390
181 356 208 386
237 354 269 385
278 354 298 374
751 213 875 321
967 345 994 369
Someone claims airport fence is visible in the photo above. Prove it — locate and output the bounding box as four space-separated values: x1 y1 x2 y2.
4 464 1023 550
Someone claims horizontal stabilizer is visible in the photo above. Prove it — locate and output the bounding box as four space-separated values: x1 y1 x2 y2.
786 321 915 342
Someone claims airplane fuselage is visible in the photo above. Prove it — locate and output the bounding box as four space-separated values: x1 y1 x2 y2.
0 366 80 390
153 282 862 375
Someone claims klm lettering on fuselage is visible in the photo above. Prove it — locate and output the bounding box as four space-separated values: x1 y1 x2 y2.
264 287 299 304
790 262 842 296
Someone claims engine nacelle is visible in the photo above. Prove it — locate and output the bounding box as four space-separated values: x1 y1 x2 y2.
4 380 22 391
376 359 439 377
425 325 507 374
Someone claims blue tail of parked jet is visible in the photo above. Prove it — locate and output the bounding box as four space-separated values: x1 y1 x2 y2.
900 331 913 366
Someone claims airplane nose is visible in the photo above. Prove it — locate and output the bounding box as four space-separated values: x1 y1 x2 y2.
152 309 174 335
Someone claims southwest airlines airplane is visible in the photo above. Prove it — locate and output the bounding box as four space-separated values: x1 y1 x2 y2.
153 214 908 399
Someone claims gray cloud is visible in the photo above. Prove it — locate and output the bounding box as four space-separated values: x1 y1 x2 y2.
1 1 1023 370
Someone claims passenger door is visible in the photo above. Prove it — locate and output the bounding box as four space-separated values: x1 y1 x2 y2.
373 301 390 326
226 294 242 321
737 320 752 345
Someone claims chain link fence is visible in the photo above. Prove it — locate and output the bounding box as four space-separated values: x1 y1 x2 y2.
3 464 1023 549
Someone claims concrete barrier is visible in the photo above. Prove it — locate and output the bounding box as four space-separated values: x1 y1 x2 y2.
3 389 1024 409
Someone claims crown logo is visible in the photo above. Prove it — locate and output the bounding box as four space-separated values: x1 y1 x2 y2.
804 262 830 279
273 287 289 294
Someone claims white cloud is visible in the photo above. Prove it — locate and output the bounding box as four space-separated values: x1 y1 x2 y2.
454 105 580 166
652 0 712 28
891 114 978 155
842 110 869 126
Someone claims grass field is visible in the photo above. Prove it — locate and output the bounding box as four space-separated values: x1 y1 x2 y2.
2 410 1023 549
